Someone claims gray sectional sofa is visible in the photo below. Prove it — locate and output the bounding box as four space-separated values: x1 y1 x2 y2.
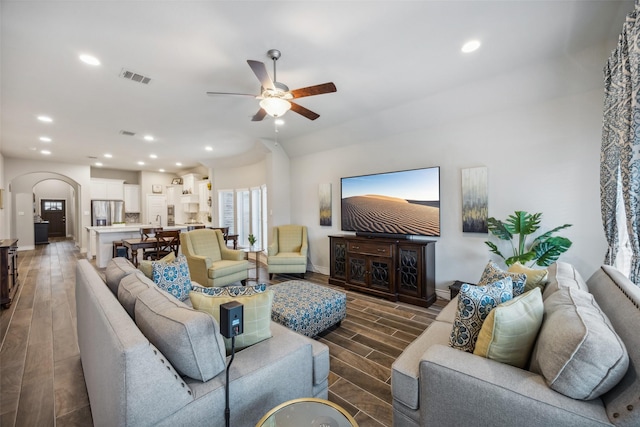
392 262 640 427
76 257 329 426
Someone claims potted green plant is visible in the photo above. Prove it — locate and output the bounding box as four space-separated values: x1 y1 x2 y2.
248 234 257 249
485 210 572 267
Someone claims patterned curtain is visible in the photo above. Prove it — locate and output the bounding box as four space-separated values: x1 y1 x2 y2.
602 5 640 284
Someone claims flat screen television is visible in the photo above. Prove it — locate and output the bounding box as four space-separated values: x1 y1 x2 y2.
341 166 440 238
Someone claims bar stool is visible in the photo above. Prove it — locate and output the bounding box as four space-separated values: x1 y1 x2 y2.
112 241 128 258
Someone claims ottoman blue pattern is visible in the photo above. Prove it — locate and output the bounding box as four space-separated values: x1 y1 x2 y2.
270 280 347 337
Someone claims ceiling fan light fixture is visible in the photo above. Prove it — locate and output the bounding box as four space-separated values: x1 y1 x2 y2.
259 97 291 117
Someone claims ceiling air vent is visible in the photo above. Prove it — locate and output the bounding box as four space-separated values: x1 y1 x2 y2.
119 69 152 85
119 130 136 136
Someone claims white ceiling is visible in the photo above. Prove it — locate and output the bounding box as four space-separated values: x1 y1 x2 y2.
0 1 633 174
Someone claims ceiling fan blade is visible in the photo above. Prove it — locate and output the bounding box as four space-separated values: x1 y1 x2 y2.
290 82 337 99
206 91 256 97
251 108 267 122
290 102 320 120
247 60 275 91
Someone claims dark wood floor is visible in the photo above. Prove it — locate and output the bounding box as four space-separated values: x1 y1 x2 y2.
0 238 445 427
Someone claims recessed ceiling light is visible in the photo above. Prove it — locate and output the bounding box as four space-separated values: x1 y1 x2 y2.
149 154 158 159
205 146 213 152
37 115 53 123
144 135 154 141
461 40 481 53
79 54 100 66
159 169 165 173
275 119 285 126
95 162 103 167
137 161 145 166
39 136 52 142
104 153 112 158
176 162 182 166
41 149 51 155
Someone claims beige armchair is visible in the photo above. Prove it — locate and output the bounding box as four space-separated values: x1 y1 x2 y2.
180 229 248 287
267 225 308 279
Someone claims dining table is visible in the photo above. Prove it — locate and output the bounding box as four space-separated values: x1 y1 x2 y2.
122 238 157 267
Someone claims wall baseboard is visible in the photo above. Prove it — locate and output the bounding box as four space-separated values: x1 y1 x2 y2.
435 288 451 301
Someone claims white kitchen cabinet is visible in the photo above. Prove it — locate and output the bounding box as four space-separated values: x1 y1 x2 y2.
123 184 141 213
198 181 210 212
90 178 124 200
181 173 202 196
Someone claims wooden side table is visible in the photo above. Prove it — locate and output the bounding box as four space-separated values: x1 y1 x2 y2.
449 280 478 299
243 248 262 282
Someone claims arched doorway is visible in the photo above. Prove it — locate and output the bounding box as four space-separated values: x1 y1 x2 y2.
9 172 81 250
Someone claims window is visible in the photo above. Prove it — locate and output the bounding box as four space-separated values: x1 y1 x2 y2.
43 201 63 211
218 185 266 248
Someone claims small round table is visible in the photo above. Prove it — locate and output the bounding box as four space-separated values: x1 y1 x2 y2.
256 398 358 427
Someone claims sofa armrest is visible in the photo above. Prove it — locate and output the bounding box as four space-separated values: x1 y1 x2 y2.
419 345 610 426
268 242 278 256
184 255 212 286
220 246 246 261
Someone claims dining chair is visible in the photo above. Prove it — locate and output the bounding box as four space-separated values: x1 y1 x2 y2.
140 227 163 260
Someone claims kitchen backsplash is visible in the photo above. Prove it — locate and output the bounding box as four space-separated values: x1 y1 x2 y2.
125 213 140 224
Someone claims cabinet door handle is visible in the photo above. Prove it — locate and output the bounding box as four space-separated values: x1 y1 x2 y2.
377 249 386 253
352 245 360 250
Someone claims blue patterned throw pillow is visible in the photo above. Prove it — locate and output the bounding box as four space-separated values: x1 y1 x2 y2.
478 261 526 296
190 283 267 297
152 255 192 301
449 277 513 353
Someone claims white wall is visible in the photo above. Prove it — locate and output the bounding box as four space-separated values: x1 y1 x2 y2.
4 158 91 251
0 153 6 239
290 88 606 295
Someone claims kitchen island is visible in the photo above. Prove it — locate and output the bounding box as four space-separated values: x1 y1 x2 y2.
85 224 191 268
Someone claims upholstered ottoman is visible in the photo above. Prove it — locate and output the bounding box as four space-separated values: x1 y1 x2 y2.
270 280 347 337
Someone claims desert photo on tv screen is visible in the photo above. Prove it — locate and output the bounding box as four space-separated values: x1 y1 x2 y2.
341 167 440 237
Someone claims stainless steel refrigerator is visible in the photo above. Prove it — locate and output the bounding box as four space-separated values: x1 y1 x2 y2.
91 200 125 226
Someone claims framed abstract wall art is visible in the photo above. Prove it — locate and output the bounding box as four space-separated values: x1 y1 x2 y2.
461 167 488 233
319 183 332 226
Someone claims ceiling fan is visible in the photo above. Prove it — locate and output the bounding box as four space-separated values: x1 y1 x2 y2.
206 49 337 121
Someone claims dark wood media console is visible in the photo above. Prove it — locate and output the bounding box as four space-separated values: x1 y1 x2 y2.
329 235 436 308
1 239 19 309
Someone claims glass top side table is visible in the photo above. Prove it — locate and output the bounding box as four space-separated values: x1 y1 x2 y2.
255 398 358 427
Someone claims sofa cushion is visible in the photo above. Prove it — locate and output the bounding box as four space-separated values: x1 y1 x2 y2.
117 271 155 318
138 251 175 280
449 278 513 353
190 288 274 352
152 255 192 301
474 288 543 368
478 261 526 296
134 286 227 382
508 262 548 293
542 261 588 301
530 287 629 400
435 298 458 323
207 259 248 279
105 257 137 295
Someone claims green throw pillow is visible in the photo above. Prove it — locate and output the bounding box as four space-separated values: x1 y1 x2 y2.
474 288 543 368
138 252 175 280
190 289 274 353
